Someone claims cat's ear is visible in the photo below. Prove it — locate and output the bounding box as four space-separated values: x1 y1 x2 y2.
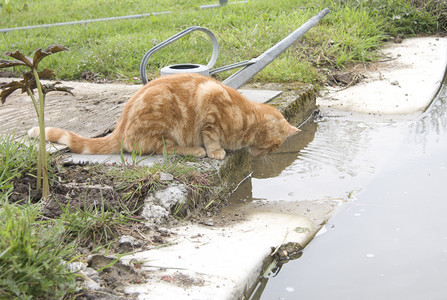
288 125 301 136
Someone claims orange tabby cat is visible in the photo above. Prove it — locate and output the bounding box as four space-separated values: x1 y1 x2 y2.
28 73 300 160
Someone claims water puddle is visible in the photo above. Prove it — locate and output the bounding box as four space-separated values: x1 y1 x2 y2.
243 75 447 299
229 111 408 207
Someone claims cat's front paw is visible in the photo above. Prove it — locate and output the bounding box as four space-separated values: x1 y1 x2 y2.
193 147 207 158
207 149 226 160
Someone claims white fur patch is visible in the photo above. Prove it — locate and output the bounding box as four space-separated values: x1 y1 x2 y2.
81 146 91 155
57 132 71 146
27 127 40 138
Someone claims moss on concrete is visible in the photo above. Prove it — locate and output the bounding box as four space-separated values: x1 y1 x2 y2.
269 84 317 126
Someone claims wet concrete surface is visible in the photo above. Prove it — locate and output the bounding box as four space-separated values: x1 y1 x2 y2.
252 63 447 299
318 37 447 115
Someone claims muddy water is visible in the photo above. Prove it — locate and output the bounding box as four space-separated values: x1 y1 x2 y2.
233 77 447 299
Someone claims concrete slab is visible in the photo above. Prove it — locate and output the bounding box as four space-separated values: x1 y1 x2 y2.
122 211 318 300
318 37 447 115
239 89 282 103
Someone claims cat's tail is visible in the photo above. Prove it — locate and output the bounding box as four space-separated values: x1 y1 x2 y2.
28 127 122 154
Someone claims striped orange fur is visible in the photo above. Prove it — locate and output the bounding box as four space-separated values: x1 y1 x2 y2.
28 73 300 160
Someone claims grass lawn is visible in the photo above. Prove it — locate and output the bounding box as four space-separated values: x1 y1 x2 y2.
0 0 444 84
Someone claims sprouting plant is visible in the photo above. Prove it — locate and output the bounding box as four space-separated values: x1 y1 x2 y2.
0 44 72 199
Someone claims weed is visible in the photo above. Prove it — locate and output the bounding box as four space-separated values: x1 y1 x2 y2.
328 0 444 36
57 192 138 247
0 202 77 299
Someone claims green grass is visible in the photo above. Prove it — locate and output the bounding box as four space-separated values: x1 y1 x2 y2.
0 202 77 299
58 195 138 246
0 135 39 200
112 151 216 216
1 0 444 84
0 136 76 298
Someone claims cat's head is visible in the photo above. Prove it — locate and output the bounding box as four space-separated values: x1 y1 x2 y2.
249 107 300 157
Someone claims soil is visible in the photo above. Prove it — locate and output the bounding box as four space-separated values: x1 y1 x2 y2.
11 164 139 219
7 158 217 299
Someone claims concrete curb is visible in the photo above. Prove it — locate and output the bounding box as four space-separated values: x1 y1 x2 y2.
122 212 315 299
318 37 447 116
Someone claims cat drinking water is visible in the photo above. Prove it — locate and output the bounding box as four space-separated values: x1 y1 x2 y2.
28 73 300 160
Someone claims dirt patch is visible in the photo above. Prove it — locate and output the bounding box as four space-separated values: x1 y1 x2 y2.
11 164 141 219
161 272 205 289
7 158 222 298
327 71 364 88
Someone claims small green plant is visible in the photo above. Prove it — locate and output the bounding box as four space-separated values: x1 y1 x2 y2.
0 44 72 199
58 194 138 246
0 202 77 299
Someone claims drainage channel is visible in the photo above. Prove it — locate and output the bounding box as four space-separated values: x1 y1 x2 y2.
234 75 447 299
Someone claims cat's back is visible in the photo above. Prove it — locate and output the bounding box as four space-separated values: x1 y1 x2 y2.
144 73 214 94
128 73 254 121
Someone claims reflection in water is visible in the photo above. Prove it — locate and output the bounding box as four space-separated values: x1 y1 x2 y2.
411 74 447 147
252 121 318 178
229 111 406 204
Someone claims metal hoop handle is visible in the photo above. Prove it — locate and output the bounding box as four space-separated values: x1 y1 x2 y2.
139 26 219 84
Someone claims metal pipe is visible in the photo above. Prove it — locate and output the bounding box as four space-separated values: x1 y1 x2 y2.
222 7 330 89
209 59 255 75
200 1 247 9
0 11 171 33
